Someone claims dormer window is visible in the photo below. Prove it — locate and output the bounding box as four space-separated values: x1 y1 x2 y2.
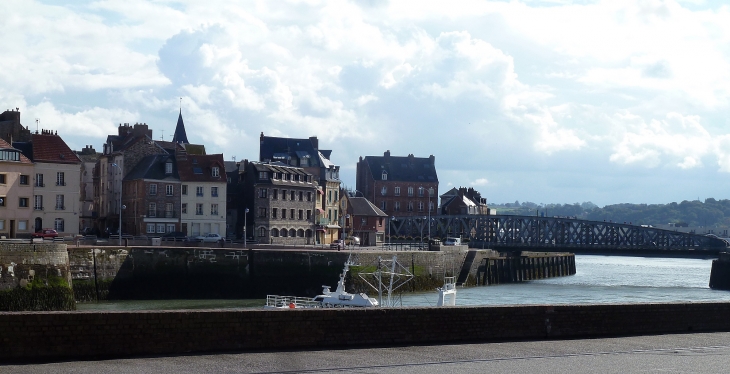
381 171 387 180
165 162 173 174
212 167 220 177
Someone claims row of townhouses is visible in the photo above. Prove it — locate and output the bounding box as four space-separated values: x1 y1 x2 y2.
1 108 491 245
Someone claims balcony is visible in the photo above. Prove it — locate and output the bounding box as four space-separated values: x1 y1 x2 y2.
147 210 178 218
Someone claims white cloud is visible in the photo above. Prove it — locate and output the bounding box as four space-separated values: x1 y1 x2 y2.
471 178 489 186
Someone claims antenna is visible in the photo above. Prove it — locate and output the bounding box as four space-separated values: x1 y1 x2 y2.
179 97 182 112
232 156 236 162
35 118 40 133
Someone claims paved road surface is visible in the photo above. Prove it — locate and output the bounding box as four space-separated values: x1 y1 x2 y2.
5 332 730 373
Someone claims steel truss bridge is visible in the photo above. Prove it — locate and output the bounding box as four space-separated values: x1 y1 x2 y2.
389 214 729 253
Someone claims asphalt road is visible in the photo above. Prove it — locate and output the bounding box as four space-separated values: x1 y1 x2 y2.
5 332 730 373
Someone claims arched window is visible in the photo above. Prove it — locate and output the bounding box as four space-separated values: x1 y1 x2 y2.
418 187 424 197
258 227 267 237
281 229 288 237
289 229 296 237
305 229 313 238
271 228 279 237
297 229 304 237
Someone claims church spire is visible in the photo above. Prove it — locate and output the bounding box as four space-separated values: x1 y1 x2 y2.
172 108 189 144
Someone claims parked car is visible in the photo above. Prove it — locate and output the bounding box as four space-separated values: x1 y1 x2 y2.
32 229 59 239
443 237 461 246
330 239 344 250
345 236 360 245
161 231 187 240
194 233 223 243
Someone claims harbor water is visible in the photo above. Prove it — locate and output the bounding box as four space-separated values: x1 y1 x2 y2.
77 255 730 311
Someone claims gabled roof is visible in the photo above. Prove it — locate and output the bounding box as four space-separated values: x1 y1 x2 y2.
124 154 179 181
177 154 225 182
0 138 32 163
27 132 82 164
172 110 189 144
362 152 438 183
348 197 387 217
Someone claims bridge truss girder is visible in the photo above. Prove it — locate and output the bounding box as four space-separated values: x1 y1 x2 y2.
388 214 728 250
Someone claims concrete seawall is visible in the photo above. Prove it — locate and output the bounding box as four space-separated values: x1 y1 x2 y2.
2 302 730 362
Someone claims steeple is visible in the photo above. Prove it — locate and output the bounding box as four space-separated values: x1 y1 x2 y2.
172 109 189 144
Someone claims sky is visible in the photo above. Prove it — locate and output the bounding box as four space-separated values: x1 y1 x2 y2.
3 0 730 207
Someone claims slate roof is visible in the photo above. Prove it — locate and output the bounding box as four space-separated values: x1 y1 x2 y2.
224 161 239 173
124 154 179 181
177 154 225 182
348 197 387 217
0 138 32 163
250 161 314 185
259 134 334 168
362 153 438 183
172 110 189 144
20 132 82 164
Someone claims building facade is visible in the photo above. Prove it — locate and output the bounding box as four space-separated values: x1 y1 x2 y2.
0 138 34 238
241 161 316 245
356 151 439 218
122 153 181 236
178 152 227 237
342 195 387 246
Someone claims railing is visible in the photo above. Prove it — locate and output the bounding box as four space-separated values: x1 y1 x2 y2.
265 295 321 309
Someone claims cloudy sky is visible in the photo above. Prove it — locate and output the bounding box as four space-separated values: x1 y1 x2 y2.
3 0 730 207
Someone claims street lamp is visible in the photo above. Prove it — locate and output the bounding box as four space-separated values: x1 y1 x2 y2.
428 187 434 244
243 207 249 248
111 163 122 246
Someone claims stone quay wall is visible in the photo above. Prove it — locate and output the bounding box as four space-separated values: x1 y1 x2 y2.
2 302 730 362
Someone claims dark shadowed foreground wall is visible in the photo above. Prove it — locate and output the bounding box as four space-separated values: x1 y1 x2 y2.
2 302 730 362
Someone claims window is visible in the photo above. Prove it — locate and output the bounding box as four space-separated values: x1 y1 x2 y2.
408 201 413 212
290 191 295 200
418 187 424 197
196 186 204 196
282 209 287 219
281 229 287 237
19 175 29 185
258 207 267 218
19 197 29 208
327 190 331 202
281 190 286 200
299 191 303 201
54 218 64 232
259 171 269 180
381 201 386 210
394 187 400 196
0 196 4 207
0 150 19 161
148 203 157 217
18 220 28 230
395 202 400 211
147 224 156 233
298 210 303 220
272 208 278 219
361 217 367 227
306 210 312 220
56 172 65 186
182 185 188 195
182 203 187 214
211 187 218 197
258 188 268 198
196 204 204 215
259 227 266 237
273 189 278 200
35 173 44 187
290 229 296 237
211 204 218 216
166 185 174 196
2 174 9 184
165 203 173 217
290 209 295 220
382 171 387 180
34 195 42 210
0 220 4 230
56 195 65 210
167 224 175 233
418 201 424 212
157 224 165 233
212 167 219 177
429 201 434 212
150 184 157 195
381 186 387 196
335 191 338 201
165 162 173 174
408 187 414 196
307 192 312 201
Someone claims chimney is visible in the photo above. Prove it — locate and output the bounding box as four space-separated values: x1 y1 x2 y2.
429 155 435 165
309 136 318 150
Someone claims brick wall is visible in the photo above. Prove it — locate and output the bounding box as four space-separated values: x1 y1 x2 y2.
2 302 730 362
0 242 70 290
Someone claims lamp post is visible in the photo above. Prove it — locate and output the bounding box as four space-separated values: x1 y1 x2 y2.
243 207 249 248
111 163 122 246
428 187 434 244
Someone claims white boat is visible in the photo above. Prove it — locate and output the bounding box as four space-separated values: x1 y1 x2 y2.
265 258 378 309
436 276 457 306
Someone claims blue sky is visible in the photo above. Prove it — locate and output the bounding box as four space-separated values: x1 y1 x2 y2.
3 0 730 206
